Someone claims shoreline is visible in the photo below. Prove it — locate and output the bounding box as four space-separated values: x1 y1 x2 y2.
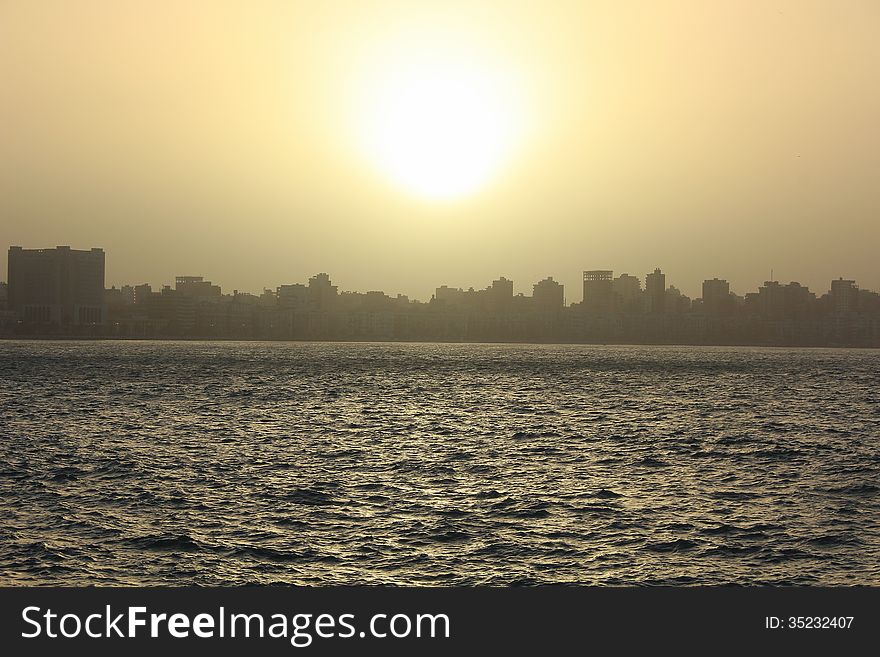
2 334 878 350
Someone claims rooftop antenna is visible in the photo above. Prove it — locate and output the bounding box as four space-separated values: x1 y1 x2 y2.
770 268 774 282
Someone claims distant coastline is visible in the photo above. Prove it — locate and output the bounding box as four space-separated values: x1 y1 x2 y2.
3 335 878 349
4 247 879 349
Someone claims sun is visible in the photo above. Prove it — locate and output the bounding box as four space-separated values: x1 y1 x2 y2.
356 43 527 201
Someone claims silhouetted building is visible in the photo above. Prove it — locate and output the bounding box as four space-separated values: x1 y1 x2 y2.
106 284 135 306
583 270 614 314
104 286 124 306
435 285 464 306
755 281 785 319
144 285 195 334
782 282 815 320
532 277 564 312
7 245 105 325
830 278 858 315
751 280 815 320
6 242 880 347
612 273 641 314
0 280 13 332
175 276 221 300
613 274 640 299
702 278 731 316
645 268 665 315
308 273 338 311
277 283 309 310
857 288 880 315
489 277 514 313
133 283 152 305
665 285 691 314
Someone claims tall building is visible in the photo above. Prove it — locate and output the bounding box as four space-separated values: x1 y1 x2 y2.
612 274 641 300
755 280 816 320
308 273 338 311
645 268 666 314
756 281 785 319
7 246 105 325
783 282 815 319
665 285 691 314
532 277 564 312
133 283 153 305
277 283 309 310
434 285 464 306
702 278 730 315
583 270 614 314
612 273 641 313
830 278 858 315
488 276 514 313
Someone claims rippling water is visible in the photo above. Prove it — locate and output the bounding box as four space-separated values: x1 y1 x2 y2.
1 340 879 585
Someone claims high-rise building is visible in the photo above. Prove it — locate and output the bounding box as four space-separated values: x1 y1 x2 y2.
308 273 338 311
7 246 105 325
277 283 309 310
612 273 641 313
665 285 691 314
756 281 785 319
434 285 465 308
612 274 641 300
583 270 614 314
702 278 730 315
785 283 815 319
532 277 564 312
488 276 514 313
755 280 816 320
830 278 858 315
645 268 666 314
133 283 153 305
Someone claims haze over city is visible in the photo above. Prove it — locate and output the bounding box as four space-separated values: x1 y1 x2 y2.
2 0 878 300
3 0 880 612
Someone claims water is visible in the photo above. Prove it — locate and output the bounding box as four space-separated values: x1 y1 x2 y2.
1 340 878 586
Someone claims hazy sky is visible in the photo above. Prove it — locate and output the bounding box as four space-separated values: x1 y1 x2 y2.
2 0 878 301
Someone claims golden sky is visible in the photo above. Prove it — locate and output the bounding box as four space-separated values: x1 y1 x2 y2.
1 0 878 300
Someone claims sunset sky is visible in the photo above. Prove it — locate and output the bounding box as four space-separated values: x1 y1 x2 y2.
1 0 878 301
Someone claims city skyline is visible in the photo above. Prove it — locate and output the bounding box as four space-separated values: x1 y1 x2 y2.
3 0 880 633
1 243 877 308
4 244 878 347
2 1 879 302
